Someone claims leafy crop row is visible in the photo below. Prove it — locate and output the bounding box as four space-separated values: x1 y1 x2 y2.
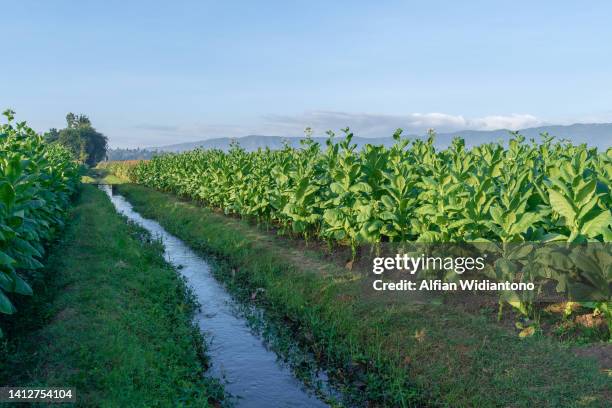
124 131 611 244
0 111 80 332
113 130 612 328
97 159 141 180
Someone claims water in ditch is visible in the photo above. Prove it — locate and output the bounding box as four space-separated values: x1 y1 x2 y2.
99 184 333 407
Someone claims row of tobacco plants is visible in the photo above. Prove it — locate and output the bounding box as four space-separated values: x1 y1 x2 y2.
0 110 80 334
110 130 612 332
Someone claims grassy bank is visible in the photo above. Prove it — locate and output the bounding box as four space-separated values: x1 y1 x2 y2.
83 167 127 185
0 185 225 407
115 183 610 408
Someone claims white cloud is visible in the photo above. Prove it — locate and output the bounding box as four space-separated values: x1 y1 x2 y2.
107 110 545 147
259 111 543 137
468 114 543 131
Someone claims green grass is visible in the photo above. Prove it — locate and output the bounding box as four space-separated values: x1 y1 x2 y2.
116 183 611 408
86 167 128 185
0 185 226 407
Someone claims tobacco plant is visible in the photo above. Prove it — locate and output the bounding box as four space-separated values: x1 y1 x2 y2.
110 129 612 329
0 111 79 335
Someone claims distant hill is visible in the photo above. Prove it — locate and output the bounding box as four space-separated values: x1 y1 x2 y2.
108 123 612 160
152 123 612 152
106 148 157 161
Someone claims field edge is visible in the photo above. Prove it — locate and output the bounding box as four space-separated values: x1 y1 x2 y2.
0 185 227 407
116 182 611 408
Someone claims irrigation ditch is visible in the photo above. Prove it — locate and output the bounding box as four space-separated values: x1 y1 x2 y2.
92 176 612 408
100 184 352 407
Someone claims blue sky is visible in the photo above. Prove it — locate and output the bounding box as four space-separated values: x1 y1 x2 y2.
2 0 611 147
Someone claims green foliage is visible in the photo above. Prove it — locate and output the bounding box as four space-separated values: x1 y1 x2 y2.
109 130 612 322
46 113 108 166
97 159 141 180
0 186 225 407
117 131 611 245
0 110 79 331
115 183 611 407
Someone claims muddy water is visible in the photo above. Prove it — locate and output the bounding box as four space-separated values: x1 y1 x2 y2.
100 185 329 407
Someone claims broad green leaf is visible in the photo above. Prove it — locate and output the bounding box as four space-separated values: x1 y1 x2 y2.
580 210 612 238
0 291 16 314
12 275 33 296
548 189 576 225
0 183 16 209
575 179 597 207
0 251 16 267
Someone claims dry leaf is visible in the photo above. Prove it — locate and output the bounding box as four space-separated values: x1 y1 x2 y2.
414 329 426 342
518 326 535 338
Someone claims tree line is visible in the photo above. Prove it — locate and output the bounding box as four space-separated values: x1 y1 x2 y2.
45 113 108 166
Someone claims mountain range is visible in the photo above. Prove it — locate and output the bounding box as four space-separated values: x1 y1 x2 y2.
149 123 612 152
108 123 611 160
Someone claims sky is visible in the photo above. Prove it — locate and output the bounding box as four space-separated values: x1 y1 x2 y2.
2 0 612 148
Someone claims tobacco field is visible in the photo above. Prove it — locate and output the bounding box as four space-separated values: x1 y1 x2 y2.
108 130 612 327
0 111 80 330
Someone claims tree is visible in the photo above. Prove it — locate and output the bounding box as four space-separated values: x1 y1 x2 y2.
46 113 108 166
45 128 60 143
